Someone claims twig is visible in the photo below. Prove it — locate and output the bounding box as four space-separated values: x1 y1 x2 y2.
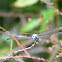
0 26 30 56
40 0 62 15
14 58 24 62
0 12 24 18
10 40 13 51
8 40 38 56
0 56 49 62
10 41 37 56
48 45 60 62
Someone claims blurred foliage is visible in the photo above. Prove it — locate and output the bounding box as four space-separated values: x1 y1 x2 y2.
4 59 17 62
0 0 62 62
13 0 38 7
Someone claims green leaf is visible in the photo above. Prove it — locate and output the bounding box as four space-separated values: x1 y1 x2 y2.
13 0 38 7
21 18 41 32
39 8 55 31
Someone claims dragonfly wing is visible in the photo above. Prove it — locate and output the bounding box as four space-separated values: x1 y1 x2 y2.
7 31 32 35
7 36 32 40
37 27 62 35
0 31 32 40
38 32 62 40
23 39 35 46
39 38 50 43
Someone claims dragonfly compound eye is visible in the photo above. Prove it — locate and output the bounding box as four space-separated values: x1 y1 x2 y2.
32 34 38 39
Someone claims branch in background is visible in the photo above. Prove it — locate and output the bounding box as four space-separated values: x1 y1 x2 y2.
0 11 37 17
10 40 13 51
48 34 62 62
14 58 24 62
0 11 27 25
0 12 23 17
0 11 37 25
9 42 36 56
0 56 49 62
0 26 30 56
40 0 62 15
50 34 62 47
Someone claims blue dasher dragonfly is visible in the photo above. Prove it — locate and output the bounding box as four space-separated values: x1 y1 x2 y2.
0 27 62 52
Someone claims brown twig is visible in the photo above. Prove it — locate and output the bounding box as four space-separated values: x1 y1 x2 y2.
40 0 62 15
0 26 30 56
11 42 36 56
10 40 13 51
0 56 49 62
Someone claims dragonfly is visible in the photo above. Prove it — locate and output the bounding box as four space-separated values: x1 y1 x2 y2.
6 27 62 41
0 27 62 52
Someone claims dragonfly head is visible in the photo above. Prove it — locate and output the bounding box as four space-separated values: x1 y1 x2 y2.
32 34 38 39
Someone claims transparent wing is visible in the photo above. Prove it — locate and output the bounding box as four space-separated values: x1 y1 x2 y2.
37 27 62 35
0 31 32 40
38 32 62 40
7 31 32 35
7 36 32 40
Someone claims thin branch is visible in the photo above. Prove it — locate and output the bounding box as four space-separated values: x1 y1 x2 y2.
9 41 37 56
0 26 30 56
0 56 49 62
10 40 13 51
0 12 24 18
40 0 62 15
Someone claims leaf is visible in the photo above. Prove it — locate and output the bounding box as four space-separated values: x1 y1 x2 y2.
13 0 38 7
39 8 55 31
20 8 55 32
21 18 41 32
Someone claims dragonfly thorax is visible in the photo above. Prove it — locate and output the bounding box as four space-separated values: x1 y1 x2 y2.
32 34 38 39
